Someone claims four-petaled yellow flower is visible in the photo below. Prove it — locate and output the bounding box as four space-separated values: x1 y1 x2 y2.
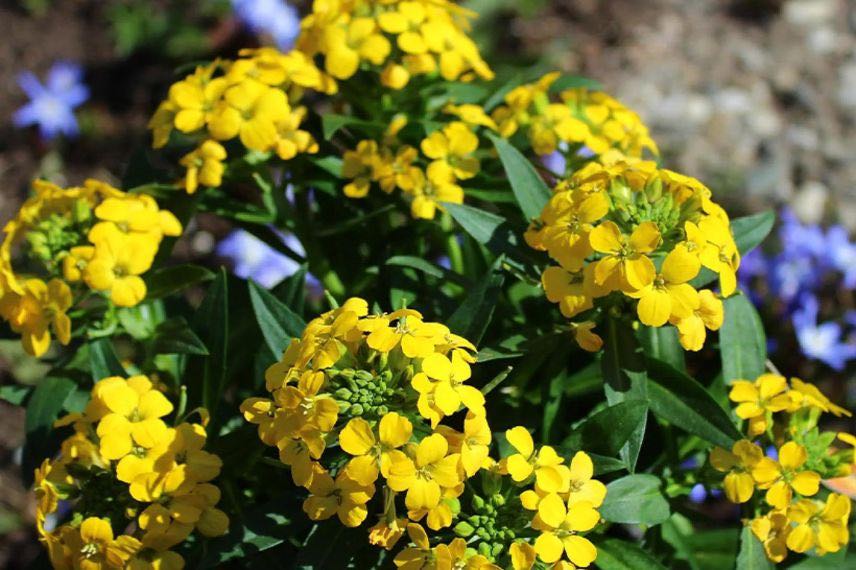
504 427 565 493
729 374 794 436
303 468 375 527
752 442 821 509
387 433 463 511
710 439 764 503
590 221 661 293
340 413 413 485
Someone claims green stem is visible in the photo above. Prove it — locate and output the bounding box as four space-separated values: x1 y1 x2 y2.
441 213 464 275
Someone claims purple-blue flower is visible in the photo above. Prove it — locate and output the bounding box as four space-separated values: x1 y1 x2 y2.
13 61 89 141
792 294 856 370
217 229 320 296
232 0 301 50
826 225 856 288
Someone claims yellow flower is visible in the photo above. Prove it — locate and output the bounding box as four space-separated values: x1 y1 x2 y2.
180 140 227 194
65 517 140 570
366 309 449 357
62 245 95 282
412 351 485 418
393 523 432 569
207 80 289 151
0 277 72 356
166 65 226 133
441 538 501 569
93 375 173 461
460 412 491 477
510 541 537 570
786 493 851 554
420 121 480 182
504 427 566 492
274 369 339 434
672 289 723 351
84 227 157 307
750 512 791 563
566 452 607 507
342 140 380 198
710 439 764 503
533 495 600 566
274 106 318 160
541 267 593 319
340 412 413 485
277 427 326 488
690 217 740 297
323 18 391 79
303 469 375 527
729 374 793 436
752 442 821 509
629 246 700 327
443 104 498 131
542 191 609 272
790 378 852 417
409 170 463 220
369 516 408 550
590 221 661 293
387 433 463 511
572 321 603 352
240 397 281 446
528 104 589 156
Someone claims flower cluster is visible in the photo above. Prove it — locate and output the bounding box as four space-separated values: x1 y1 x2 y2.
526 160 737 351
0 179 181 356
242 298 486 533
35 375 228 569
708 373 854 562
341 116 480 219
296 0 493 88
491 72 658 159
739 208 856 370
149 47 329 193
242 298 607 567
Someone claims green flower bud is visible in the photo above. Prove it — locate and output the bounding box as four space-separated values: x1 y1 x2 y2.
454 521 475 537
478 542 491 557
471 495 486 511
349 404 364 416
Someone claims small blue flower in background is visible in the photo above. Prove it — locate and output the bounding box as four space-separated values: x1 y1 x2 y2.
13 61 89 141
792 294 856 371
232 0 301 50
217 229 320 295
826 225 856 288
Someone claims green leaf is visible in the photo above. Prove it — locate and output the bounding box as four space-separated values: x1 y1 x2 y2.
690 210 775 288
386 255 469 286
594 538 668 569
548 74 603 93
487 132 551 220
151 318 209 355
0 384 31 406
144 264 215 300
447 257 505 345
195 269 229 415
735 526 774 570
443 202 532 268
600 474 670 525
647 358 741 448
249 279 307 357
787 549 851 568
601 316 648 472
271 265 309 315
720 294 767 384
88 338 126 381
23 376 76 486
639 325 685 372
321 114 385 140
562 400 649 458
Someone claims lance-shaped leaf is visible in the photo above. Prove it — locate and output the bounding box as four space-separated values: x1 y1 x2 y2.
720 294 767 383
249 279 307 357
487 132 551 220
600 474 670 525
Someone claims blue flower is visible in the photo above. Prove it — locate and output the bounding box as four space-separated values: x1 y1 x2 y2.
826 225 856 288
792 294 856 370
778 208 826 261
217 229 320 295
232 0 301 50
13 61 89 141
768 251 817 303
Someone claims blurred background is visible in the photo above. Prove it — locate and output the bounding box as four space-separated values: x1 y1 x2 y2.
1 0 854 566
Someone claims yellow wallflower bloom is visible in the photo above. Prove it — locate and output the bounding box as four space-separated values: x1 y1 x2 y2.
409 172 463 220
504 427 566 492
277 427 326 487
420 121 480 183
629 246 700 327
412 351 484 417
750 511 791 563
729 374 794 436
393 523 432 569
208 80 289 150
460 412 491 477
566 451 607 507
710 439 764 503
62 517 141 570
340 412 413 485
590 221 661 293
369 516 408 550
323 18 391 80
303 469 375 527
790 378 852 417
0 278 72 356
786 493 851 554
366 309 448 357
573 321 604 352
672 289 723 351
387 433 463 511
93 376 173 461
752 442 820 509
180 140 227 194
510 541 537 570
85 226 158 307
533 495 599 567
